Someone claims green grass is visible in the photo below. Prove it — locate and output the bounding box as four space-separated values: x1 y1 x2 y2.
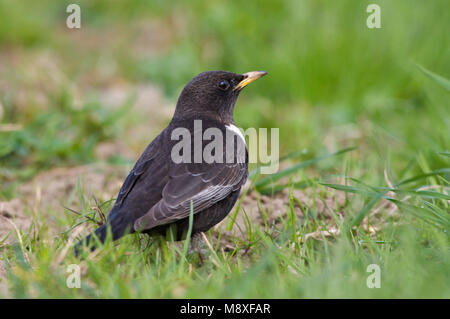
0 0 449 298
2 173 449 298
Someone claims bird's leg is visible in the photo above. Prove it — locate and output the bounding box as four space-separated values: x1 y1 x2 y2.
189 232 208 263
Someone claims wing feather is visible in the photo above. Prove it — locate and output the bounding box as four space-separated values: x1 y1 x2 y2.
134 130 248 231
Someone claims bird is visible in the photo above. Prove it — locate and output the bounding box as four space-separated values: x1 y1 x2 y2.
74 70 267 255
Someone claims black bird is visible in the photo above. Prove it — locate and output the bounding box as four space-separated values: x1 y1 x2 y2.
75 70 267 254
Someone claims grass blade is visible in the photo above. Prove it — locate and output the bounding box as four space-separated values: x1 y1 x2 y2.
254 146 357 190
182 201 195 259
415 63 450 91
396 168 450 186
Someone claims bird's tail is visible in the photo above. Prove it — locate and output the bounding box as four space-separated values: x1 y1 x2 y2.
74 218 133 257
74 224 108 257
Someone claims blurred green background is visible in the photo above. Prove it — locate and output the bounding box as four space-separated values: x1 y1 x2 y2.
0 0 448 299
0 0 448 197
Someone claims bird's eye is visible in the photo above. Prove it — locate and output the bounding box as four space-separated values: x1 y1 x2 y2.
218 80 230 91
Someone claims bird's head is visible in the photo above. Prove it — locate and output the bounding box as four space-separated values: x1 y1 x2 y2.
174 70 267 123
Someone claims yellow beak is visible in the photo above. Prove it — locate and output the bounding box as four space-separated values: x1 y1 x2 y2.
234 71 268 91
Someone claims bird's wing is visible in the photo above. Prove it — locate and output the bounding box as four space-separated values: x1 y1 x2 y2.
134 153 248 231
111 134 163 213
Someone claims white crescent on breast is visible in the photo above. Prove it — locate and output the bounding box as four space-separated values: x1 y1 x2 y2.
225 124 246 145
